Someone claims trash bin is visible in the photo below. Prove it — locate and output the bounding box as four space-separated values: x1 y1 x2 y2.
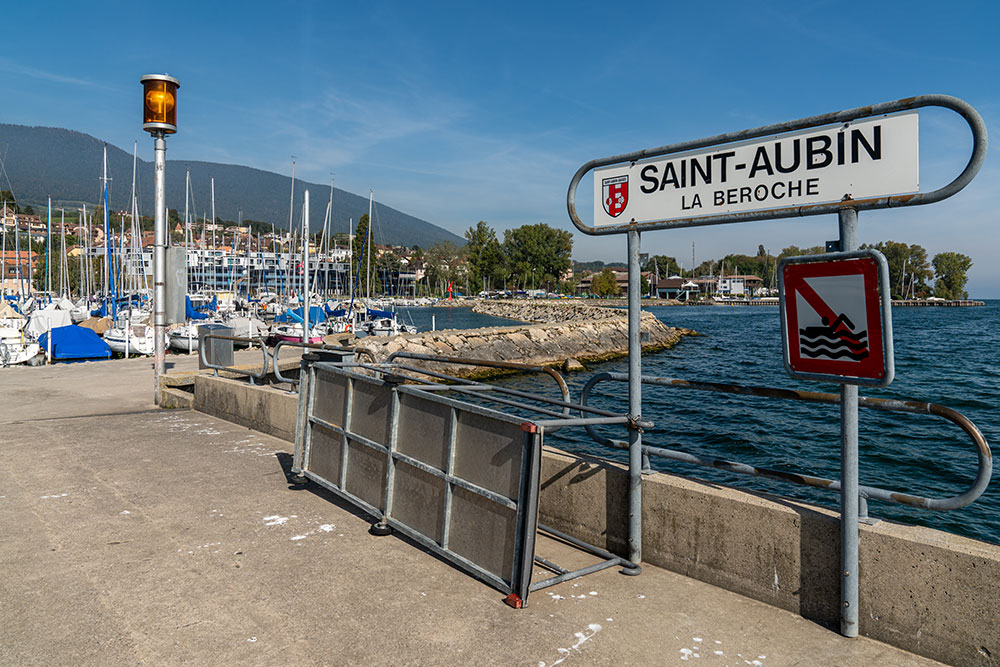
198 323 234 369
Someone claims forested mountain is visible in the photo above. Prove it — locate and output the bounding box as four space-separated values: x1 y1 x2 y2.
0 123 464 248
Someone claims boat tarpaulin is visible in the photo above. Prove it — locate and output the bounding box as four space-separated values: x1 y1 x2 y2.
38 325 112 361
78 316 113 335
366 308 395 320
275 306 326 324
186 296 211 321
26 305 73 337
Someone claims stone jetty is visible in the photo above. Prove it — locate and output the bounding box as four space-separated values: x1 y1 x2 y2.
354 300 694 379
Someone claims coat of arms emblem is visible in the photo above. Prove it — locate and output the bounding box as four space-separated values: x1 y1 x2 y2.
602 175 628 217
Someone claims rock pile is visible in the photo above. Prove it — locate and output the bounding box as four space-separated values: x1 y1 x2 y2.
471 299 625 323
354 301 695 379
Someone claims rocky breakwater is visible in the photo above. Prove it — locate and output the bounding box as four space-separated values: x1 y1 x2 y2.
354 300 695 380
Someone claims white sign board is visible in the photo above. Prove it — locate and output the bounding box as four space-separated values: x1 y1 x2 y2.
593 111 918 226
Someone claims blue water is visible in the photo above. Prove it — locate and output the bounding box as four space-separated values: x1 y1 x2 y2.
437 301 999 546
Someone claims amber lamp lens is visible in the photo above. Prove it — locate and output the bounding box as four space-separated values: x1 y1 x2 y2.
142 80 178 131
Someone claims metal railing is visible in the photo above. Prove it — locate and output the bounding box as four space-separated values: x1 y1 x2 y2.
199 334 270 384
271 339 376 387
580 372 992 515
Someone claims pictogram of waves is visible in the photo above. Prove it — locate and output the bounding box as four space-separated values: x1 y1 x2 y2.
798 327 867 343
799 335 869 352
800 342 870 360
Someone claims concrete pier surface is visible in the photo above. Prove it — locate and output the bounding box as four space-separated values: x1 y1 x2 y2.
1 359 942 666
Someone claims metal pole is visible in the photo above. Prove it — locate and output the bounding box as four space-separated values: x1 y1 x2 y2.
46 197 51 298
302 190 310 344
153 131 167 405
626 229 642 570
839 206 859 637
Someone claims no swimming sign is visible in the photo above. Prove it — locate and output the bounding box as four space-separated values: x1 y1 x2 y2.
779 250 894 387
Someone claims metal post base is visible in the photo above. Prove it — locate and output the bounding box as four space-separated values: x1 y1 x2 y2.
369 521 392 536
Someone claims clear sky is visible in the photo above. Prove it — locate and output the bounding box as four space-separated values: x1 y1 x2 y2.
2 1 997 295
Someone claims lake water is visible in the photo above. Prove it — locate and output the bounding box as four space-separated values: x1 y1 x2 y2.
402 302 999 546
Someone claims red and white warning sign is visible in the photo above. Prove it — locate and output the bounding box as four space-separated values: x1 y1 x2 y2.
779 250 893 386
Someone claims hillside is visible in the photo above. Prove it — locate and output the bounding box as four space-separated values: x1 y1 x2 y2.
0 123 464 248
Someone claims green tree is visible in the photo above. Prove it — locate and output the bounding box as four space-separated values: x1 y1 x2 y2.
424 241 463 296
0 190 20 214
779 245 825 258
590 269 621 297
350 214 382 295
23 204 35 216
557 277 578 295
641 255 681 277
464 221 506 293
932 252 973 300
861 241 932 299
502 223 573 291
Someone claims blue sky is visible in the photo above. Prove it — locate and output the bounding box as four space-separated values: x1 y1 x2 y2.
2 1 998 295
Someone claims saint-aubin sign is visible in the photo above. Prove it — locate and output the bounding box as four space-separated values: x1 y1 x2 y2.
594 111 919 227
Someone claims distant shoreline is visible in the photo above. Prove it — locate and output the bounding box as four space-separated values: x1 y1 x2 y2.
428 297 988 308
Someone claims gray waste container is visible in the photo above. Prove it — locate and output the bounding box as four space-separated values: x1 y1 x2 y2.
198 323 234 369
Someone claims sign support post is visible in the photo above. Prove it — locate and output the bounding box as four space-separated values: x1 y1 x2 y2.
838 206 860 638
626 229 643 569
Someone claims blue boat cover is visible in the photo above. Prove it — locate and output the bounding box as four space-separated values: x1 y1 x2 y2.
275 306 326 324
324 304 348 317
185 296 211 321
38 325 112 361
366 308 394 319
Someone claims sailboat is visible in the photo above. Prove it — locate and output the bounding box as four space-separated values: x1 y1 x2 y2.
101 143 158 356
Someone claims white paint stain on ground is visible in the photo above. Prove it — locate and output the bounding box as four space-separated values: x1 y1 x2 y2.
222 439 281 457
288 523 337 542
39 493 68 499
120 510 130 515
537 623 602 667
262 515 295 526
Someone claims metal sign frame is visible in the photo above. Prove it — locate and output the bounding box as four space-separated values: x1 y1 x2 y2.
779 250 894 387
564 94 986 638
567 95 986 235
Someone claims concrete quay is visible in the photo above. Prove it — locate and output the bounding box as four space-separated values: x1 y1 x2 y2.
0 358 963 665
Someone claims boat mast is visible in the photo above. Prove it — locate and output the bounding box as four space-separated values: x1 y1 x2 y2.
210 177 217 292
60 208 67 297
366 189 372 302
102 145 116 321
184 170 190 297
287 157 295 300
1 202 6 299
13 204 23 302
314 178 332 298
46 196 51 299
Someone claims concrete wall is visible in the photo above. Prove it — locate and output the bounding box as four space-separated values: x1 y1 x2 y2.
539 450 999 667
189 375 999 665
192 375 298 443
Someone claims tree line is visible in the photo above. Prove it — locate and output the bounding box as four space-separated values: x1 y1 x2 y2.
636 241 973 300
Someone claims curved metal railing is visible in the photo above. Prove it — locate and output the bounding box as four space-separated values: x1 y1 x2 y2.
385 351 574 426
199 334 270 384
271 340 377 387
580 372 992 512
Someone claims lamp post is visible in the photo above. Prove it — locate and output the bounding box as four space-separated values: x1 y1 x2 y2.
141 73 179 404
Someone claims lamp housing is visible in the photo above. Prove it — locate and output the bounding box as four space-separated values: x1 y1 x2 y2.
140 74 179 134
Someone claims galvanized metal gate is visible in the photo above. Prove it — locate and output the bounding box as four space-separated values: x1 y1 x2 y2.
294 360 542 601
